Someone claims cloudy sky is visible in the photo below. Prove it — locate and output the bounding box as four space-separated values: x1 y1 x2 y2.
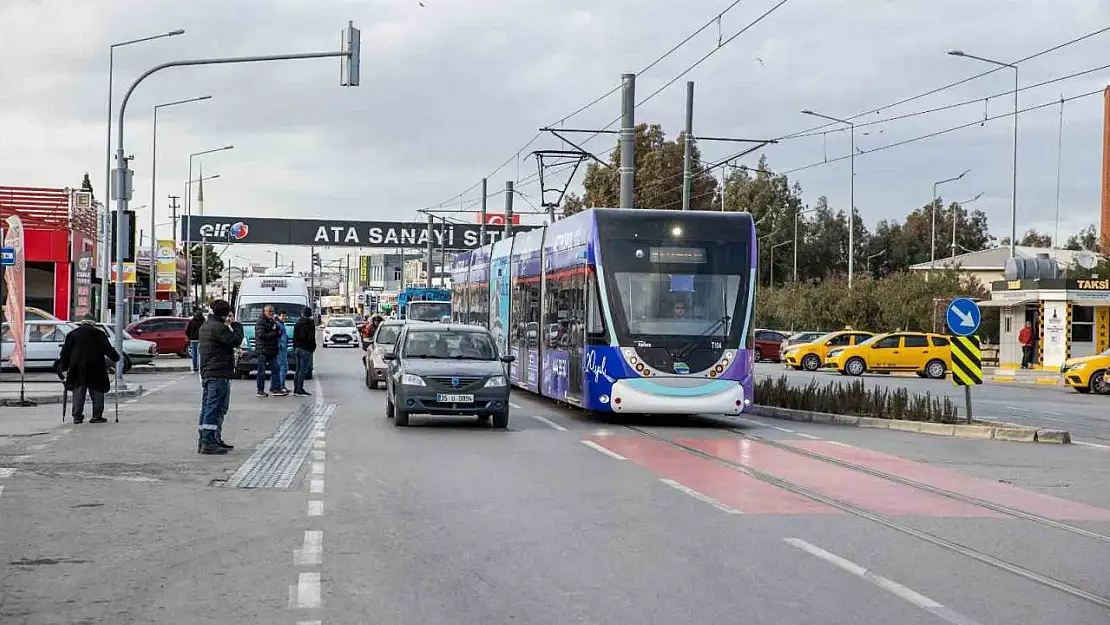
2 0 1109 267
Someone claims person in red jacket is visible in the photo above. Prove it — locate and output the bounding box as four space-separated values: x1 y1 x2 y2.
1018 320 1035 369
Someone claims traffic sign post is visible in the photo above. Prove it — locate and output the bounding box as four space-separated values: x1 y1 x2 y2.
950 335 983 423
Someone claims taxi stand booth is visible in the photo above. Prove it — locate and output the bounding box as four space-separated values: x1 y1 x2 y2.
983 278 1110 370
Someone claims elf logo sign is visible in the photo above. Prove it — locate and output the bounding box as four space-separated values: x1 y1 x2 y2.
478 213 520 226
198 221 250 240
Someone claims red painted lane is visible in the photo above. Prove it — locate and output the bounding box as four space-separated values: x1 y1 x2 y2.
681 438 1003 518
788 441 1110 522
585 436 840 515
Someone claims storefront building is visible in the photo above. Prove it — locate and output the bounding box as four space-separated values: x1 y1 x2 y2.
986 278 1110 369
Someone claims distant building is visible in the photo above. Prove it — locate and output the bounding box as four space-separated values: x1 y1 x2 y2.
909 246 1086 289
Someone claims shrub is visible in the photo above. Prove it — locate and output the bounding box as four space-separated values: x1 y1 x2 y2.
754 375 958 423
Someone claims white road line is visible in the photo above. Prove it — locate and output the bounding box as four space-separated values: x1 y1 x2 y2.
532 415 567 431
509 402 523 409
293 572 321 608
309 479 325 494
1074 440 1110 450
311 462 326 476
732 417 764 427
0 485 5 498
0 468 15 478
795 433 821 440
772 426 796 433
580 440 626 460
784 538 984 625
311 450 326 461
660 478 742 514
312 376 324 405
313 440 326 450
294 530 323 565
307 500 324 517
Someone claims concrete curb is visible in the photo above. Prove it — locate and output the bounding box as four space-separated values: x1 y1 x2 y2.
752 405 1070 444
0 385 145 407
989 375 1061 386
132 364 193 374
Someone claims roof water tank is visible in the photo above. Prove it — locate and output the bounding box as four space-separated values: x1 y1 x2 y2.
1003 256 1060 281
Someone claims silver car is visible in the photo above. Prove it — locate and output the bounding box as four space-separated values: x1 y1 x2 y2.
363 319 405 390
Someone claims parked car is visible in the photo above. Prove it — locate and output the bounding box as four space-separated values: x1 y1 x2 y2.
782 330 875 371
383 323 514 427
1 320 73 371
96 323 157 372
753 329 787 362
363 319 405 389
1061 348 1110 394
826 332 951 379
780 331 824 353
127 316 191 358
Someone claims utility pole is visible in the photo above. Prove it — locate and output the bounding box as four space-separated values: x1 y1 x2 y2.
681 81 694 211
200 236 208 304
438 217 447 288
504 181 514 239
167 194 180 314
479 177 487 245
310 245 316 314
619 73 636 209
425 212 434 288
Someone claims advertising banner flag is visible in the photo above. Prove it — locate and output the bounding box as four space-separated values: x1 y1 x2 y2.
3 215 27 372
155 239 177 292
111 262 137 284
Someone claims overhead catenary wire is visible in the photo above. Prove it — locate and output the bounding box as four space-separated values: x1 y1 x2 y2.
777 25 1110 140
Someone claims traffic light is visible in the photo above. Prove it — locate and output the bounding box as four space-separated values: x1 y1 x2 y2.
340 21 360 87
312 253 321 267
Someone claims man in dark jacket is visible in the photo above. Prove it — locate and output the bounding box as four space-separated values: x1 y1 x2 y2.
185 309 205 372
197 299 244 454
292 307 317 397
254 305 286 397
59 318 120 424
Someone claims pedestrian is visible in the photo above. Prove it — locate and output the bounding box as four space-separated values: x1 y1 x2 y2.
255 304 287 397
1018 320 1036 369
58 317 121 424
275 311 291 393
293 306 317 397
197 299 244 454
185 308 205 373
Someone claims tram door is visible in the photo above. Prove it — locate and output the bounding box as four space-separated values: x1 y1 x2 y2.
565 266 586 405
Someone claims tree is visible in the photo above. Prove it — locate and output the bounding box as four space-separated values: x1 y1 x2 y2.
189 243 224 298
1001 229 1052 248
580 123 718 210
1063 225 1100 252
561 192 585 217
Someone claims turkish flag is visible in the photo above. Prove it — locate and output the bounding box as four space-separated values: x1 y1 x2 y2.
478 213 520 225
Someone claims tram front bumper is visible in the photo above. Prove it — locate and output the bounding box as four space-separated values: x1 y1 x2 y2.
607 378 748 415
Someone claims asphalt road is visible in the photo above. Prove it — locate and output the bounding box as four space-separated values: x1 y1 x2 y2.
754 362 1110 445
1 346 1108 624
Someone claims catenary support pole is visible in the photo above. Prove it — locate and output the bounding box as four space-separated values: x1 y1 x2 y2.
619 73 636 209
681 81 694 211
479 177 487 245
504 181 514 240
425 213 434 288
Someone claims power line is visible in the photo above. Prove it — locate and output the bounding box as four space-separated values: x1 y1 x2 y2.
778 25 1110 140
784 59 1110 140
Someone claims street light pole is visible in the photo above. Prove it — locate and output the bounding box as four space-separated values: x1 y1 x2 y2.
102 28 185 322
801 109 855 286
948 50 1019 258
951 192 984 258
930 169 970 268
149 95 211 315
184 146 234 310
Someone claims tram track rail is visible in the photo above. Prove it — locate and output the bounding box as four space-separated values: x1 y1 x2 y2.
622 423 1110 611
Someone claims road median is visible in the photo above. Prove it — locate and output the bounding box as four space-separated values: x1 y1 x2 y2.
752 405 1071 444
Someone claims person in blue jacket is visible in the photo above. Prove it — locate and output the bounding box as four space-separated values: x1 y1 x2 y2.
273 311 291 393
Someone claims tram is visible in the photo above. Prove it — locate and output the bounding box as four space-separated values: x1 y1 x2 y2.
450 208 757 415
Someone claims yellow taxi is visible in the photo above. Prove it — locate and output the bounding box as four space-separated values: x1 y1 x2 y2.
826 331 952 379
1061 349 1110 394
782 330 874 372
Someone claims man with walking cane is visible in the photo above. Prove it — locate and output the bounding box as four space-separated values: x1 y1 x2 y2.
58 317 120 424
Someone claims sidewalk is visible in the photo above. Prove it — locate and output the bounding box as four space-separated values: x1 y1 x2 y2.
983 366 1062 386
0 383 145 407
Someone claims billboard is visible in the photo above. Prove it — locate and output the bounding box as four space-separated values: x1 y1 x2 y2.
183 215 538 250
155 239 177 293
110 262 137 284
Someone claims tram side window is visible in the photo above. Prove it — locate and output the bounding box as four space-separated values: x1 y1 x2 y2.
452 280 468 323
544 266 585 351
586 273 607 345
511 278 541 347
471 282 489 328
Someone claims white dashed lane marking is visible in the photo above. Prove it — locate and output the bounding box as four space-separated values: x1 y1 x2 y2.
660 478 742 514
581 440 627 461
292 572 321 609
309 480 324 494
307 501 324 517
294 530 323 565
532 415 567 431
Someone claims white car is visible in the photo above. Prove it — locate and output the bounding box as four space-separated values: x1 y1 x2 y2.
322 317 359 347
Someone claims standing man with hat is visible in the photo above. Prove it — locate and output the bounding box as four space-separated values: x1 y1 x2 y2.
197 299 243 454
58 317 121 424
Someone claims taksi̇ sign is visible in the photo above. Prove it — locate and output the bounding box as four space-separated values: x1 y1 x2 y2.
185 215 537 250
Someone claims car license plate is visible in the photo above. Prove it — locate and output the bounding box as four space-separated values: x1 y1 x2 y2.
436 393 474 403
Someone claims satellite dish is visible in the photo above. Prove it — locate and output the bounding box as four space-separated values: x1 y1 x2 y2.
1077 251 1097 270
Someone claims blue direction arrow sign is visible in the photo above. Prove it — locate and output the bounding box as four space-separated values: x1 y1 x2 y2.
0 247 14 266
946 297 981 337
